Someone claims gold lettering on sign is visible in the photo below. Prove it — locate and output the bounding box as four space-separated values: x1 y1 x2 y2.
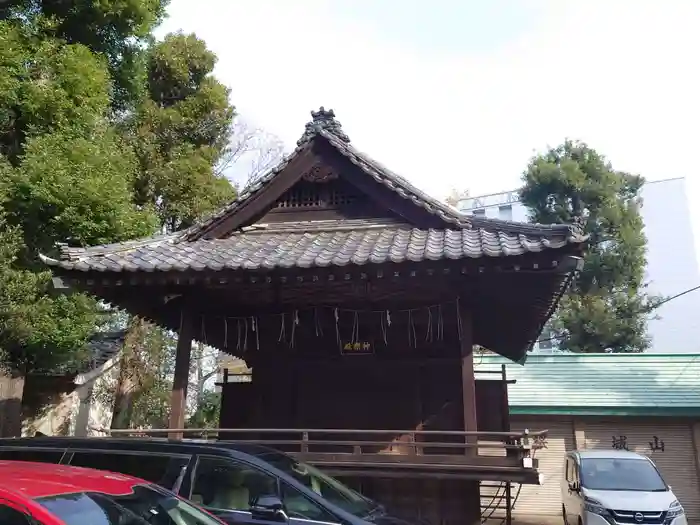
341 341 373 355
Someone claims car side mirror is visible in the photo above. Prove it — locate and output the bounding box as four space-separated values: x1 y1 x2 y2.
250 495 288 523
568 481 580 492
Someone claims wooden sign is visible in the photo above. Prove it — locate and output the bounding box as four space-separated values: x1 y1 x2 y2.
341 341 373 355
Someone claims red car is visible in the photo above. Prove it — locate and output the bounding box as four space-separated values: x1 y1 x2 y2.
0 460 225 525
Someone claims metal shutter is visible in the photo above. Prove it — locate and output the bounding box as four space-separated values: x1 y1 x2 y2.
509 417 576 517
582 418 700 522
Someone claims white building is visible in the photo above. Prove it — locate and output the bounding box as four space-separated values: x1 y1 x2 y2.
458 177 700 353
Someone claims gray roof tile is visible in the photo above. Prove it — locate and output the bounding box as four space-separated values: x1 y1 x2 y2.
43 330 126 376
43 219 582 273
178 108 586 242
40 108 586 275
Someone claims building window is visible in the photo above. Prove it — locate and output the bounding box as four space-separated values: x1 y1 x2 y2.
498 205 512 221
472 209 485 217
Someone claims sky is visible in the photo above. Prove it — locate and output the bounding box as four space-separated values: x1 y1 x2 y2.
157 0 700 237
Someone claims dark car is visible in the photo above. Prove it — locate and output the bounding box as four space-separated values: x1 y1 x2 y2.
0 437 408 525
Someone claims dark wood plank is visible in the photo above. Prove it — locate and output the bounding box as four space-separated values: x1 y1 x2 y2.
200 147 319 239
460 298 478 457
293 451 523 468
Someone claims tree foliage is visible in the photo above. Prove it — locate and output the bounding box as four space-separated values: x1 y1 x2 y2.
126 32 237 232
520 140 661 353
187 390 221 430
0 20 112 163
6 127 157 258
0 16 156 376
0 3 272 430
0 169 98 375
1 0 170 110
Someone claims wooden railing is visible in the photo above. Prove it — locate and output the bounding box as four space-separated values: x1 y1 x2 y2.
95 427 547 481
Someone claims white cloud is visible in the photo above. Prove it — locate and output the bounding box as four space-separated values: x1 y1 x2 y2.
158 0 700 245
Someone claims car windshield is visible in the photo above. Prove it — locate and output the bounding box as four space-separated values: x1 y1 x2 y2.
262 453 376 517
37 484 222 525
580 457 667 492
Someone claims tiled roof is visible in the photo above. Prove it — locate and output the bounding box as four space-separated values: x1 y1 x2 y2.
43 330 126 376
177 129 472 242
41 218 583 273
85 330 126 369
40 107 586 275
475 353 700 413
181 107 574 240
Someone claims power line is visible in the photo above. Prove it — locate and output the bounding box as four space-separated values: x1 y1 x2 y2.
535 283 700 345
652 284 700 310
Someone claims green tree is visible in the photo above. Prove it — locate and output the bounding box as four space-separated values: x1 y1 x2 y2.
106 33 238 428
0 20 112 163
1 14 251 430
126 32 237 232
0 165 95 377
1 0 169 111
106 319 176 430
0 18 157 379
187 390 221 431
5 127 158 259
519 140 661 353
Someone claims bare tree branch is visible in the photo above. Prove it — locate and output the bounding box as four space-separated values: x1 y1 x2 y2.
216 118 285 186
444 188 470 208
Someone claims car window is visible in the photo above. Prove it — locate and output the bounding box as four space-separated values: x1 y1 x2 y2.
261 455 374 518
0 448 64 464
37 484 221 525
580 457 667 491
280 481 338 523
68 451 190 489
191 456 277 511
0 504 32 525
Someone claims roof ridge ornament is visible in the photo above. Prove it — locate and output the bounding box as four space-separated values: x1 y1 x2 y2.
297 106 351 146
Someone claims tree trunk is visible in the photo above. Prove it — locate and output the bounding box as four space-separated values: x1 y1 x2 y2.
0 372 24 437
110 317 145 430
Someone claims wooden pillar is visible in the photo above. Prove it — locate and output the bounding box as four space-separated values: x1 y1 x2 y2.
459 300 478 435
169 308 195 438
458 302 480 525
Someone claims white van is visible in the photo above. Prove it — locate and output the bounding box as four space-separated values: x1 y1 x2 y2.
561 450 687 525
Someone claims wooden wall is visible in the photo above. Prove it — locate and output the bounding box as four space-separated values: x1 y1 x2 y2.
220 358 510 434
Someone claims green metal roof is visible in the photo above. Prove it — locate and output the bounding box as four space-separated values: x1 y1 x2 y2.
474 353 700 416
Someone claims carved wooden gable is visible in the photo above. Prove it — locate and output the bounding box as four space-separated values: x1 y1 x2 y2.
258 161 398 224
192 107 455 238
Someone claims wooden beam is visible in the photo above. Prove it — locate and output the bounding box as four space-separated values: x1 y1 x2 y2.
317 141 446 229
169 307 195 438
200 148 319 238
459 299 478 456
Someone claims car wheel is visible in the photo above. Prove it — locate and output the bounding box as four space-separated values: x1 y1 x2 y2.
562 505 569 525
